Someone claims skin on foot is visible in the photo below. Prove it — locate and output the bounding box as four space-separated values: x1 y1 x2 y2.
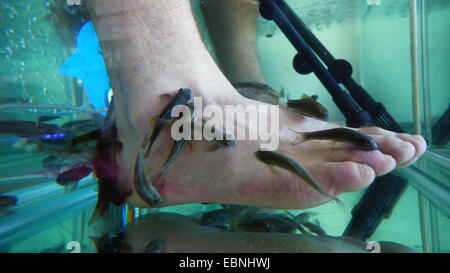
114 89 426 210
85 0 427 210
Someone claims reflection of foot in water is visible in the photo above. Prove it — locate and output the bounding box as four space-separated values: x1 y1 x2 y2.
103 212 418 253
85 0 427 210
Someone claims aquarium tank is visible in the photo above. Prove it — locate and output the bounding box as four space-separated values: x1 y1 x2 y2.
0 0 448 253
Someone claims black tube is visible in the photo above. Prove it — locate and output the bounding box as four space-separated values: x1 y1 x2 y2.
259 0 372 127
258 0 410 242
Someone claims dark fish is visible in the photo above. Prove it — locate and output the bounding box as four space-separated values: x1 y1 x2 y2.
153 103 198 179
290 127 378 150
200 209 237 228
89 96 129 224
233 82 279 105
193 120 236 148
0 120 63 138
256 150 342 205
289 211 326 236
301 221 327 236
287 96 329 120
135 103 198 206
155 139 186 180
134 148 163 207
232 213 301 234
56 163 93 187
144 88 192 158
0 195 18 207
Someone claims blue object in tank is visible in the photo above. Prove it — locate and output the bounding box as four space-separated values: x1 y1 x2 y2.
59 21 110 112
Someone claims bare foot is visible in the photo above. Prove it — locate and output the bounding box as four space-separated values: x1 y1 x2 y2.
86 0 427 210
115 78 426 210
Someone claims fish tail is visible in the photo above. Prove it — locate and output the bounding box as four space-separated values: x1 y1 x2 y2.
88 199 109 225
289 128 307 145
332 196 345 210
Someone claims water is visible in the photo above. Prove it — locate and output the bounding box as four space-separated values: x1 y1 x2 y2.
0 0 449 253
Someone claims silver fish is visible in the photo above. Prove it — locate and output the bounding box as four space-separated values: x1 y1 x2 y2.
290 127 378 150
233 82 279 105
256 150 342 205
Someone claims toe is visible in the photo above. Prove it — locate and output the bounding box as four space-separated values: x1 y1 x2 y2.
308 161 376 194
370 135 416 165
320 148 397 176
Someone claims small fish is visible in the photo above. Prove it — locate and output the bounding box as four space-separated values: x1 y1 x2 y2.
255 150 342 205
193 120 236 149
134 147 163 207
232 213 301 234
233 82 279 105
0 195 18 207
145 103 199 194
153 138 186 183
283 210 310 234
89 96 129 224
291 211 327 236
56 163 93 187
0 120 63 139
200 209 237 228
287 95 329 120
144 88 192 158
301 220 327 236
290 127 378 150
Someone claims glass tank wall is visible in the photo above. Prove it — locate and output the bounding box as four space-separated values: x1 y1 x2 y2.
0 0 449 253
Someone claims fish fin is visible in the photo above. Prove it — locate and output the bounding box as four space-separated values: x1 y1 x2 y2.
289 128 306 145
88 181 111 225
333 196 345 210
301 93 309 99
65 181 78 193
311 95 319 101
88 202 108 226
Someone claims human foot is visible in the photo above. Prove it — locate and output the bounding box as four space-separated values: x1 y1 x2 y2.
113 80 426 210
86 0 427 210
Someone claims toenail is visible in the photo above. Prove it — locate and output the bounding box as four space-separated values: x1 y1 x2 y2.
412 135 423 141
